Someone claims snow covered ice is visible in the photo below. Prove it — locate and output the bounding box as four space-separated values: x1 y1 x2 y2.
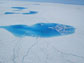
0 0 84 63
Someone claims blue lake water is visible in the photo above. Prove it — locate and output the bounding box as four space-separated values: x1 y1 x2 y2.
4 11 38 15
11 7 27 11
0 23 75 38
4 7 38 15
4 12 17 14
11 7 27 10
14 0 84 5
22 11 38 15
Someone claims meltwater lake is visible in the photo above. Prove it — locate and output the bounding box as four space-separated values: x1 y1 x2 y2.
0 23 75 37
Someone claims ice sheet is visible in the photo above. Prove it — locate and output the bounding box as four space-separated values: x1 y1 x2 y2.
0 1 84 63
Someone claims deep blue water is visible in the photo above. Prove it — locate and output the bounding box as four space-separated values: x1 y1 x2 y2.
0 23 75 38
14 0 84 5
4 11 38 15
11 7 27 10
4 7 38 15
4 12 17 14
22 11 38 15
11 7 27 11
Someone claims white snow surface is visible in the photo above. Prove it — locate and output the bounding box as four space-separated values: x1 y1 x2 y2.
0 1 84 63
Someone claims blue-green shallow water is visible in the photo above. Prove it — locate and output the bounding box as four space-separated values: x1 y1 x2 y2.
0 23 75 38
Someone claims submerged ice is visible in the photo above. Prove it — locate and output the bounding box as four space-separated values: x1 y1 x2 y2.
0 23 75 37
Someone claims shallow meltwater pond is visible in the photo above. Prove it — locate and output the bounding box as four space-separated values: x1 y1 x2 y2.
22 11 38 15
4 6 38 15
0 23 75 38
11 7 27 10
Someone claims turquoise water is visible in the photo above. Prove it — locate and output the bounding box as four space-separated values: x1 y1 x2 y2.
0 23 75 38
